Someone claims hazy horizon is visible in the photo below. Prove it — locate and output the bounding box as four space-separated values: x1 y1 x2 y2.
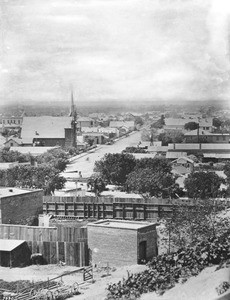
1 0 230 105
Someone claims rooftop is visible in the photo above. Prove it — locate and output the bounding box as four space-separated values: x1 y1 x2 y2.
0 239 25 252
166 152 187 159
0 187 38 197
21 116 72 139
5 137 33 145
185 130 230 136
88 219 155 230
165 118 213 127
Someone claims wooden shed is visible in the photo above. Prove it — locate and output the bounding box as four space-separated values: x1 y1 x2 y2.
88 219 158 267
0 239 31 267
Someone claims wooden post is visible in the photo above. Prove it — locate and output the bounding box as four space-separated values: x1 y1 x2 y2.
55 202 58 216
93 203 95 218
133 203 136 220
112 203 116 219
64 203 67 216
74 203 77 216
88 204 91 218
103 203 106 219
46 202 48 214
143 204 146 220
122 204 125 219
97 203 100 219
83 203 86 218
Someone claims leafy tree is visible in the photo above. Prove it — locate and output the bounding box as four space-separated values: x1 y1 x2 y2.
94 153 136 185
125 158 178 198
213 117 223 129
66 147 80 156
184 171 224 199
36 148 69 172
158 131 184 146
0 165 66 195
87 174 106 196
84 136 95 146
134 116 144 126
141 128 157 142
125 167 176 198
223 162 230 196
184 122 199 131
135 157 172 173
151 115 165 129
123 147 147 154
0 148 31 163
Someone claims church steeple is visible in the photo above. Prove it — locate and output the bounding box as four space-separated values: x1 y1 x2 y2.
69 89 75 117
70 89 77 148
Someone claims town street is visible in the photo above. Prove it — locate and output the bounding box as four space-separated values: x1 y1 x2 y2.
64 131 142 178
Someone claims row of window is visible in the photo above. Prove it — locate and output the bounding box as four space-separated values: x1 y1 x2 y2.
187 136 228 141
0 119 21 124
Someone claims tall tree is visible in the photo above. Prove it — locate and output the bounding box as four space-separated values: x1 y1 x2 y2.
158 131 184 146
0 148 31 163
135 157 172 174
87 174 106 196
184 171 224 199
36 148 69 172
125 167 176 198
0 165 66 195
94 153 136 185
184 122 199 131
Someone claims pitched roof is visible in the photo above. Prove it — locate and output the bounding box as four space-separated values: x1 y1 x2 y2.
0 239 25 251
21 117 72 139
175 157 194 164
166 152 187 159
4 137 33 145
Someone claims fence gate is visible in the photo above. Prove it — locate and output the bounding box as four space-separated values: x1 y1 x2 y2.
83 266 93 281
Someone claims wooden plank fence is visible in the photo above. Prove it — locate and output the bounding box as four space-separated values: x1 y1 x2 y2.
43 201 189 220
0 224 88 266
43 196 230 220
43 198 230 221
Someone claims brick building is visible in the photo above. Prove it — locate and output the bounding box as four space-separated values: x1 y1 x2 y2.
87 219 158 266
0 188 43 224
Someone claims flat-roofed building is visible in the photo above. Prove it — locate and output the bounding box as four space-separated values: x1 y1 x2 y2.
0 187 43 224
88 219 158 266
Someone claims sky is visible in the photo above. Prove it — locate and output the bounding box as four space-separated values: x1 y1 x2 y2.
1 0 230 105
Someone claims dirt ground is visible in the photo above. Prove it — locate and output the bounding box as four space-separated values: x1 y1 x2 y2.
0 264 147 300
0 262 229 299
